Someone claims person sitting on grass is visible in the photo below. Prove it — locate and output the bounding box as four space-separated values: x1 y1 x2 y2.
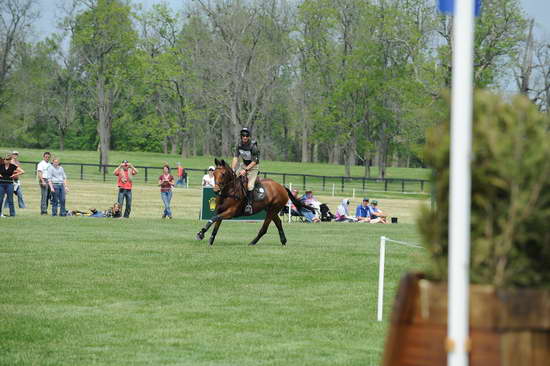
369 200 387 224
355 198 372 223
335 198 356 222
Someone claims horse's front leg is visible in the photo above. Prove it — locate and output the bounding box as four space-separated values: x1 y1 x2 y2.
208 219 223 246
196 215 221 240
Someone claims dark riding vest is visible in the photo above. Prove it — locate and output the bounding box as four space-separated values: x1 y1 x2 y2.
234 140 260 166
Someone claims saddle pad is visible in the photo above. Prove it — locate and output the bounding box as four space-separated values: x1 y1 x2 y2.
253 180 267 201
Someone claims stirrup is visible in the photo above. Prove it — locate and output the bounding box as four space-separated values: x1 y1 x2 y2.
244 204 253 215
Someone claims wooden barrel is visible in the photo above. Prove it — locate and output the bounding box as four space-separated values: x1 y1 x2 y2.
382 273 550 366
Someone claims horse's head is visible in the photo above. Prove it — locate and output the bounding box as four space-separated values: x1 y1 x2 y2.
212 158 234 193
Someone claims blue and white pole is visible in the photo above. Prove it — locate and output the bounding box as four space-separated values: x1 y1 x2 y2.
437 1 480 366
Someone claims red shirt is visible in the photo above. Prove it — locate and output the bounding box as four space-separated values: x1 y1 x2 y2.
177 166 184 177
116 169 135 189
159 174 174 192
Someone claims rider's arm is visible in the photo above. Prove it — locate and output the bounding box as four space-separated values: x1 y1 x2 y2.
244 161 256 171
231 157 238 170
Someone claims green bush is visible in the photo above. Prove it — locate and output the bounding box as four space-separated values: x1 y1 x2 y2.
418 92 550 288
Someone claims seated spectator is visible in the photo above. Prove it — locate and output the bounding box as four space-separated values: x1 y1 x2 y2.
355 198 372 223
299 190 320 223
335 198 356 222
369 200 388 224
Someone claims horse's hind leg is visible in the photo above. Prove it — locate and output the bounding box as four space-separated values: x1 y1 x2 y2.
209 220 223 246
248 213 273 246
272 213 287 246
196 215 221 240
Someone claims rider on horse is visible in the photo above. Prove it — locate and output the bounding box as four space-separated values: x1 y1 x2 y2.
231 127 260 215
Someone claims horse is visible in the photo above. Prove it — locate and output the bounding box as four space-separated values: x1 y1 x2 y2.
195 158 314 246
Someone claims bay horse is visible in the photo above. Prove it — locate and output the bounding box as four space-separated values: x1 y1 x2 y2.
196 158 313 246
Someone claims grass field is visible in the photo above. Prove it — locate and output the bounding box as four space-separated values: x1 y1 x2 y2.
1 158 429 365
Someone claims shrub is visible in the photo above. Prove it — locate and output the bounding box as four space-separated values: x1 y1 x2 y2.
418 92 550 287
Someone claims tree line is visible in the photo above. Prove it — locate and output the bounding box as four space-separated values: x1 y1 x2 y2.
1 0 548 177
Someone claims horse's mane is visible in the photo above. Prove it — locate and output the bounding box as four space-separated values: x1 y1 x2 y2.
215 158 247 201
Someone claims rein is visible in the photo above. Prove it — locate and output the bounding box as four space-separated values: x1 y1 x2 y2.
218 169 247 202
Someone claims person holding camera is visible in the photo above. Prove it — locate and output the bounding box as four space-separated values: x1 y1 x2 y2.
158 164 174 219
0 153 24 217
114 160 138 218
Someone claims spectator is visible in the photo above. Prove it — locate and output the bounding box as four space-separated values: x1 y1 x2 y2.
369 200 388 224
158 164 175 219
105 203 122 218
37 151 52 215
3 151 25 209
48 158 69 217
355 198 372 223
202 166 216 188
70 203 122 218
300 190 321 223
335 198 356 222
175 162 186 187
0 154 24 217
114 160 138 218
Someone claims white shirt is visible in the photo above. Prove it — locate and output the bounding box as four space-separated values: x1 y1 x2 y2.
37 160 51 179
202 174 215 188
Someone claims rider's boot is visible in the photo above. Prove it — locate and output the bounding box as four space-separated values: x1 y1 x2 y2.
244 190 254 215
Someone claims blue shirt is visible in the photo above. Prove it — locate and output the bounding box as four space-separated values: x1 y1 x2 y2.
355 204 371 218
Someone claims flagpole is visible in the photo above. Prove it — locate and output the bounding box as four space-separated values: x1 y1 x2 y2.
448 0 475 365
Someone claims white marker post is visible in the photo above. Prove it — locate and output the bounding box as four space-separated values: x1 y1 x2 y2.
288 183 293 223
448 0 475 365
377 236 386 322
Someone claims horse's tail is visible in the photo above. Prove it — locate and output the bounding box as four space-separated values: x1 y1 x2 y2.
285 188 316 213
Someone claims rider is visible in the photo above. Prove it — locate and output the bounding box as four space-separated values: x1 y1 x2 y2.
231 127 260 215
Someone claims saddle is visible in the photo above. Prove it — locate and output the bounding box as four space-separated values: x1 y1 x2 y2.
240 176 267 202
253 179 267 201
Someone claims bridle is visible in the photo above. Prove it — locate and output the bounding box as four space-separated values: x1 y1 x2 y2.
215 167 246 201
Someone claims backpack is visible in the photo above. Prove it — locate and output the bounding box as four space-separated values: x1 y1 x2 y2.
320 203 335 222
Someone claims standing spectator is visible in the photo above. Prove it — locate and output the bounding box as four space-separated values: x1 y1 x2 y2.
335 198 356 222
0 154 24 217
355 198 372 223
114 160 138 218
3 151 25 209
158 164 175 219
37 151 52 215
202 166 216 188
369 200 388 224
48 158 69 216
175 162 186 187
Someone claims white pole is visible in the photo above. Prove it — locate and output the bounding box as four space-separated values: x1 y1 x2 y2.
377 236 386 322
352 188 355 199
448 0 474 365
332 183 335 196
288 183 293 223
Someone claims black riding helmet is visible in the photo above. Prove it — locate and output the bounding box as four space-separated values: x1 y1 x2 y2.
240 128 251 137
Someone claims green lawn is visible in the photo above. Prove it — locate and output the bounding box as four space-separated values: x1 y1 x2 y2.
0 180 427 365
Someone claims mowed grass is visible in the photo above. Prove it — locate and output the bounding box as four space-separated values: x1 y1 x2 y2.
1 180 428 365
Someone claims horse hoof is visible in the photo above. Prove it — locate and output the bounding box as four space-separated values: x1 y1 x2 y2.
196 232 204 240
281 242 287 246
248 242 257 246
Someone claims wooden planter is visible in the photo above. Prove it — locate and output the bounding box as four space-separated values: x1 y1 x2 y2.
382 273 550 366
